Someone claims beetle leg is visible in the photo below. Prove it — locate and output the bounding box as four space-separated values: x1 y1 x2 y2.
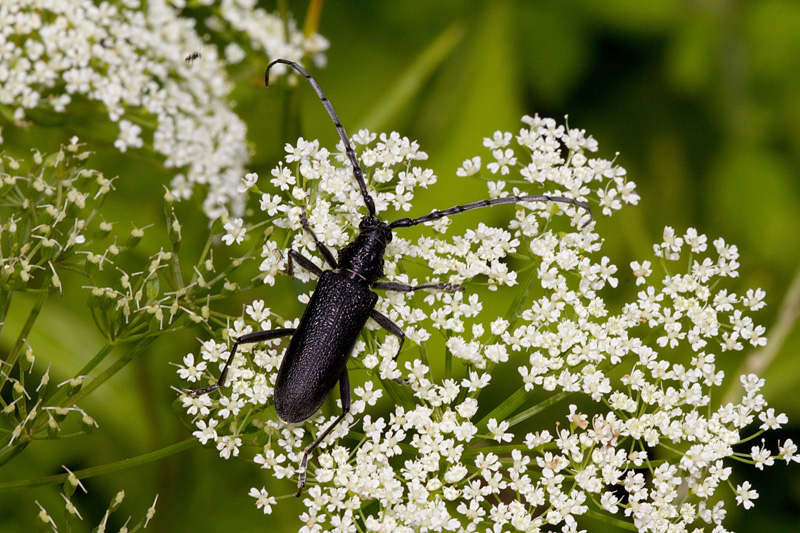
181 328 295 397
369 310 409 385
296 368 351 496
287 249 325 278
300 206 338 269
373 280 464 292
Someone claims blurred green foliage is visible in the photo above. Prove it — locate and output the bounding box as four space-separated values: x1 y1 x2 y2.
2 0 799 531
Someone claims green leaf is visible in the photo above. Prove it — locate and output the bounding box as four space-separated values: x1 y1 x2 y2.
359 22 465 132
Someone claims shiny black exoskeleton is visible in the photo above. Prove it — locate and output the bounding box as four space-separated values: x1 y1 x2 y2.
184 59 593 495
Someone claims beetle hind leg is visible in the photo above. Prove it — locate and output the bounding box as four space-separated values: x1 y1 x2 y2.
296 368 351 496
181 328 295 397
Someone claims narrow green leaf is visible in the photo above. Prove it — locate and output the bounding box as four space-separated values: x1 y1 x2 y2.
359 22 465 132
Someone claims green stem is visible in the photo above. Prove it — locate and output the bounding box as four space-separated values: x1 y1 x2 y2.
583 509 638 531
444 332 452 380
461 443 526 458
66 338 154 407
170 246 184 291
188 232 215 290
505 390 568 428
0 438 196 492
78 343 116 376
0 288 12 337
303 0 324 37
1 289 49 391
26 342 141 438
0 441 28 469
723 260 800 404
468 266 538 403
277 0 290 45
43 343 115 409
503 264 538 331
475 386 530 429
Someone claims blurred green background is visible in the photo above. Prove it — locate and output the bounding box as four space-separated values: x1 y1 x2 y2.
2 0 800 531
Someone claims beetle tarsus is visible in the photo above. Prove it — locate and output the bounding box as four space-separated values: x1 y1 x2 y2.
295 468 307 497
292 369 352 496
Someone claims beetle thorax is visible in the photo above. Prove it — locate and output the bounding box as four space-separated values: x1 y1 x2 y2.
337 215 393 285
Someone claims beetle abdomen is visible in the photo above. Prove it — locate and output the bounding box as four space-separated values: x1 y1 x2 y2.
274 271 377 423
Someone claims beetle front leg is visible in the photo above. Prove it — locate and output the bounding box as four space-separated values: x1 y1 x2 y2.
182 328 295 396
370 310 409 385
300 206 338 269
287 249 325 278
296 368 351 496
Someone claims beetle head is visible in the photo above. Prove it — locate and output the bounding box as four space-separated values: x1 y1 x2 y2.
337 215 393 284
357 215 392 244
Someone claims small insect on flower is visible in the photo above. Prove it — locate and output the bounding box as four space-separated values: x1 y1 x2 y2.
185 51 201 64
181 59 593 496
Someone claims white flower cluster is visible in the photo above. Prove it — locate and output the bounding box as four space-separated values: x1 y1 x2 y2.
0 0 327 218
177 116 792 532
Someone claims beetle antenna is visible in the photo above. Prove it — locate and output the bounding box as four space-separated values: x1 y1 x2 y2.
389 194 594 229
266 59 377 217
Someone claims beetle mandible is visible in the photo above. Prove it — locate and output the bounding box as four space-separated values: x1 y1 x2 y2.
184 58 593 494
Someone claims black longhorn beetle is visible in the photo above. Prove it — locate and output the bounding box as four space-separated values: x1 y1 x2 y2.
183 58 593 495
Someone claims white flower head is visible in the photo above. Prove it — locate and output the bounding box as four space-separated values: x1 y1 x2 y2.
4 1 328 219
173 114 783 533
